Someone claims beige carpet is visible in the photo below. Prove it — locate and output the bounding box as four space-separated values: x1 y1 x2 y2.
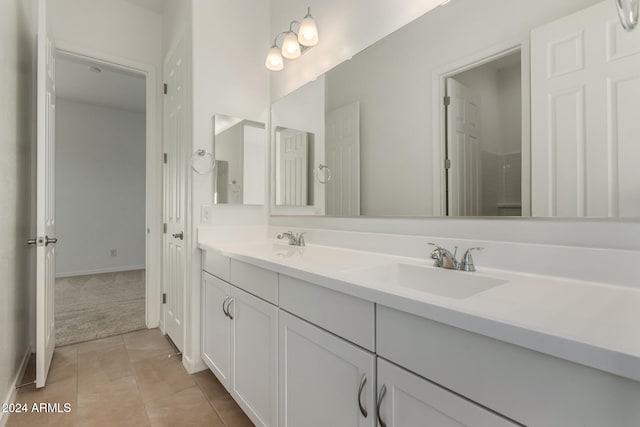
55 270 146 347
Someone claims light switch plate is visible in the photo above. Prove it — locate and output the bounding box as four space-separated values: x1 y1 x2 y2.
201 205 213 224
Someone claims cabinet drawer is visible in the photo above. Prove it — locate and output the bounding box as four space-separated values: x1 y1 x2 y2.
279 275 375 351
229 259 278 305
202 251 230 281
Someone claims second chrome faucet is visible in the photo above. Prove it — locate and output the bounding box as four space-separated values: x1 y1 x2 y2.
429 243 483 272
277 231 306 247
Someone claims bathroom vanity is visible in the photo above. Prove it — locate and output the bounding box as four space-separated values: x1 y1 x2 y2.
198 231 640 427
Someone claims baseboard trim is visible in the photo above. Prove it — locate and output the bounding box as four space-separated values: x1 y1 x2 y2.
0 347 32 427
183 354 208 374
56 265 145 278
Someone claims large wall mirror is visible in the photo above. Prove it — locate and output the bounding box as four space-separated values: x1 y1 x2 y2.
271 0 640 218
214 114 266 206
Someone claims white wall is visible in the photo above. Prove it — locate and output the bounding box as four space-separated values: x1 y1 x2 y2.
0 0 36 422
49 0 162 67
269 0 445 100
55 99 146 277
180 0 271 372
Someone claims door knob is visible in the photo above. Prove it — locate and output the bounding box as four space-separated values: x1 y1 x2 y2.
172 232 184 240
45 236 58 246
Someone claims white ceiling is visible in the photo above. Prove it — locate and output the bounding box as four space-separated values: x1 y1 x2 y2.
56 53 146 113
123 0 165 14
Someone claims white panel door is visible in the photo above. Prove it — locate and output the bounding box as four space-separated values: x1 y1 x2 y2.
325 102 361 216
35 0 57 389
446 78 482 217
279 310 375 427
531 0 640 217
201 273 231 389
229 287 278 427
279 129 309 206
376 358 517 427
162 37 187 350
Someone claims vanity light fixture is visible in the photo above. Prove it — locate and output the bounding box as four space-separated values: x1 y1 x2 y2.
265 7 319 71
616 0 639 31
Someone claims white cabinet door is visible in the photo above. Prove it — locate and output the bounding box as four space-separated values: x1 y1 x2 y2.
279 310 376 427
229 287 278 427
376 358 517 427
201 273 231 389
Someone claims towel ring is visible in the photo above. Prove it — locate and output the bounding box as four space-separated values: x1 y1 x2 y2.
191 149 215 174
315 164 332 184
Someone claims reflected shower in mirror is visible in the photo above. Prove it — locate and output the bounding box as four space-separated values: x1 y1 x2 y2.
213 114 266 206
270 0 640 218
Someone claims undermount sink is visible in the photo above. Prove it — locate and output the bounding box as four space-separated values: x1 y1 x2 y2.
348 262 508 299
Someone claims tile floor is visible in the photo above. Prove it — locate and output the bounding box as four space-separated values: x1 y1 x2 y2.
7 329 253 427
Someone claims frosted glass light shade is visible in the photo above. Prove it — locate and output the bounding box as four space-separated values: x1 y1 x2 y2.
298 16 319 46
617 0 639 31
265 46 284 71
282 32 301 59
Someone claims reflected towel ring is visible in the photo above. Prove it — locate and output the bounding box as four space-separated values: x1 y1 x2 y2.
315 164 332 184
191 149 215 174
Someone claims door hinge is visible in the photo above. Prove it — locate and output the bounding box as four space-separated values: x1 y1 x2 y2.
163 83 168 95
162 293 167 304
445 159 452 169
163 153 167 164
444 95 451 106
163 223 167 234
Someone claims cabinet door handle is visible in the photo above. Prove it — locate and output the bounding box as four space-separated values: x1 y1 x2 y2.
358 374 368 418
377 384 387 427
222 296 230 317
227 298 234 320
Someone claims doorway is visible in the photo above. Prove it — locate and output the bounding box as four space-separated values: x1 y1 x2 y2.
446 51 523 216
53 52 148 346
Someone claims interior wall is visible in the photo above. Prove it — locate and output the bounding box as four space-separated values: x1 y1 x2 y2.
0 0 37 418
49 0 162 66
55 99 146 277
269 0 445 100
184 0 271 372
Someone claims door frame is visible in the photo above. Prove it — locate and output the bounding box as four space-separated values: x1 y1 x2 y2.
54 41 162 329
431 38 531 217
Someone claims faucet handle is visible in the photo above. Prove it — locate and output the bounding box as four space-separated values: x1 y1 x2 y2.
428 243 444 266
297 232 306 247
461 247 484 272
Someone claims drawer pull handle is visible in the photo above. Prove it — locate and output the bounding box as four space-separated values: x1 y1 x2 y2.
358 374 368 418
222 296 230 317
227 298 234 320
377 384 387 427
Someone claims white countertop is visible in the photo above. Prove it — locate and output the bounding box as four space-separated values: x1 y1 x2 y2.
198 237 640 382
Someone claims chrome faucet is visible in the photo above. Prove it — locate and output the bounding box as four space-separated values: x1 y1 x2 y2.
277 231 306 247
429 243 483 272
